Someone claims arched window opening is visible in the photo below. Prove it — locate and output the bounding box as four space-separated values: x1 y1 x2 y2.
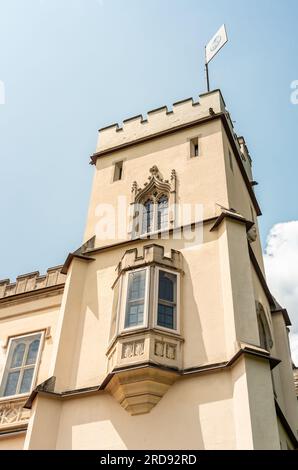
256 302 273 351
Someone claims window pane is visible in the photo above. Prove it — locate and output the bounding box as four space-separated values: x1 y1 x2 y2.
158 304 174 330
20 368 34 394
142 200 153 234
26 339 40 365
125 270 146 328
125 303 144 328
4 371 20 397
159 271 176 303
157 196 168 231
11 343 26 368
157 271 177 330
127 270 146 301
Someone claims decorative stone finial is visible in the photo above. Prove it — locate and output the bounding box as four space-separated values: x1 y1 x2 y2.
149 165 162 181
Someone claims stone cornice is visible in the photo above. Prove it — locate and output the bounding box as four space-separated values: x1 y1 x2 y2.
210 208 254 232
61 218 217 275
24 346 281 409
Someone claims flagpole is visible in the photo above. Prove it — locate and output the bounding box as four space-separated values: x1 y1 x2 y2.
205 61 210 92
204 46 210 92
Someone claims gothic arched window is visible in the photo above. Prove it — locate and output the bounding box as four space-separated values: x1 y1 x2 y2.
131 166 176 238
157 195 169 231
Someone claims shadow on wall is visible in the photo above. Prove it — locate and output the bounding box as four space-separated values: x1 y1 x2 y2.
55 372 234 450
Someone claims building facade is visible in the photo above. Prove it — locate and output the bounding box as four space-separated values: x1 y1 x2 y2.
0 90 297 450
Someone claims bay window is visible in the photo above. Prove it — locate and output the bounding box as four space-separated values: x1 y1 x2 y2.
118 265 180 335
119 267 150 332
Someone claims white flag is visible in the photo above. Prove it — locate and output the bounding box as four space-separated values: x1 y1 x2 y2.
205 24 228 64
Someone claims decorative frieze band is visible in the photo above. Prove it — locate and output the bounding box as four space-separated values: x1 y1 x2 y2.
0 397 30 430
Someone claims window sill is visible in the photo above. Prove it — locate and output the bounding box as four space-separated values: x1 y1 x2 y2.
0 393 30 403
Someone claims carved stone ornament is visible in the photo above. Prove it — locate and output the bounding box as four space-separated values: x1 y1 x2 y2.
105 366 179 415
122 340 145 359
131 166 177 204
0 398 30 430
247 225 257 243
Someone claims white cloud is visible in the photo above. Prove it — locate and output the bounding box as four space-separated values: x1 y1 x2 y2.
264 221 298 364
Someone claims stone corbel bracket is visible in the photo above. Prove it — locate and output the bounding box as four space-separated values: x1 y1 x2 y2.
106 365 180 416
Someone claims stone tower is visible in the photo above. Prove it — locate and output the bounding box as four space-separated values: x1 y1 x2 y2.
0 90 297 450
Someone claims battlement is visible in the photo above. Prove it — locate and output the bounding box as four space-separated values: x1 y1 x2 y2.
0 266 66 299
96 89 227 153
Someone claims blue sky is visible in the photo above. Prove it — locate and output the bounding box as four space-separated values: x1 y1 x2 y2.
0 0 297 281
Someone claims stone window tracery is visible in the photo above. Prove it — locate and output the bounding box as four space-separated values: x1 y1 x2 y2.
131 166 176 237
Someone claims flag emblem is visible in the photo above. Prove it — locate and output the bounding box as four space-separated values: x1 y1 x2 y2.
205 25 228 64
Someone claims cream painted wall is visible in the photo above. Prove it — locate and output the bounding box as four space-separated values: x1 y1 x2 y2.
0 293 62 450
84 120 228 245
54 373 235 450
24 395 62 450
0 433 25 450
49 229 233 392
221 131 265 274
0 294 62 391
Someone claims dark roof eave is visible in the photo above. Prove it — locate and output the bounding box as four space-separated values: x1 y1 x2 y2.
61 253 95 275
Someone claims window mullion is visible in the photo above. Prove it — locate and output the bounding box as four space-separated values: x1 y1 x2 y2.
16 342 29 394
16 368 25 395
22 342 30 368
153 200 157 232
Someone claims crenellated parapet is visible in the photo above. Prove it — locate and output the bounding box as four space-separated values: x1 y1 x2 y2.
0 266 66 299
116 244 183 277
95 90 227 153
